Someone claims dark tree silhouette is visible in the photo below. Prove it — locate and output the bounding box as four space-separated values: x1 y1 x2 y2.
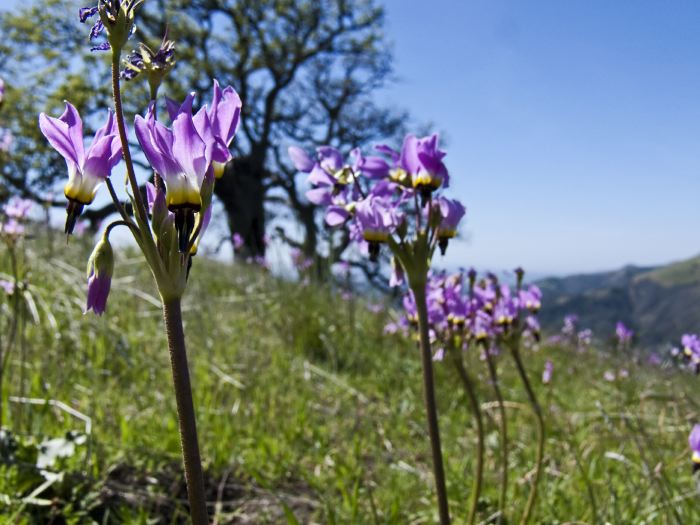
1 0 407 262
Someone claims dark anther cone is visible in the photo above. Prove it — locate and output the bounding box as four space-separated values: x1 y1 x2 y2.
368 241 380 262
439 238 448 256
174 208 196 253
64 200 84 235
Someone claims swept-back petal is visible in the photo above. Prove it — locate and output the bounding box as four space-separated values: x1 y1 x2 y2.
39 112 81 168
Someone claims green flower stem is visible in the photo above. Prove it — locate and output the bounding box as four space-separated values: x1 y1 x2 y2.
509 342 545 525
412 282 451 525
162 298 208 524
484 348 508 525
450 348 484 525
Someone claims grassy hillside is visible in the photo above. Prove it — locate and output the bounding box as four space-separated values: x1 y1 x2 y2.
538 256 700 348
0 233 699 523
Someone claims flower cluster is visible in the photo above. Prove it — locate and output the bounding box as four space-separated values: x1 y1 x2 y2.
289 133 465 265
549 314 593 352
389 269 543 359
79 0 141 52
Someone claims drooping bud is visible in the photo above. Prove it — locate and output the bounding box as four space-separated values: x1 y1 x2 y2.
85 234 114 315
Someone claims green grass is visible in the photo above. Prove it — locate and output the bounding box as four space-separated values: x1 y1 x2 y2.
0 230 699 524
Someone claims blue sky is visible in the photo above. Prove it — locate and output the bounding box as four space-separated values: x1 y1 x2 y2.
4 0 699 276
380 0 700 275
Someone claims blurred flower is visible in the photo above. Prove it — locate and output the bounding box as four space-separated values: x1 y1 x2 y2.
0 219 25 239
290 247 313 273
355 195 402 261
0 280 14 295
232 233 244 250
435 196 465 255
0 128 13 153
3 198 32 220
615 321 633 349
39 102 122 234
647 352 662 366
603 370 616 382
542 360 553 384
0 77 4 105
689 424 700 472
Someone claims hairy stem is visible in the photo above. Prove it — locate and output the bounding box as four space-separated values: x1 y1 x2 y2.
509 343 545 525
412 284 451 525
484 348 508 524
162 298 208 524
451 349 484 525
111 53 149 227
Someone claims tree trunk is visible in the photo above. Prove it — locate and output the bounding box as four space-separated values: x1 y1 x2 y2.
215 157 267 259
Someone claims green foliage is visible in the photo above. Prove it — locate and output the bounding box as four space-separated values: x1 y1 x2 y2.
0 230 699 523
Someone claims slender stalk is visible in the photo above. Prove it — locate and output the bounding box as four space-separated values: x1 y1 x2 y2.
105 178 132 224
509 343 545 525
110 53 149 226
451 348 483 525
484 348 508 524
162 298 208 524
0 247 21 428
412 284 451 525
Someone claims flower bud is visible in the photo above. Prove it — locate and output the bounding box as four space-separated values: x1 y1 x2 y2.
99 0 142 52
85 235 114 315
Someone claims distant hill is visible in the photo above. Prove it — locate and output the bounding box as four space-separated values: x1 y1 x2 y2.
536 256 700 348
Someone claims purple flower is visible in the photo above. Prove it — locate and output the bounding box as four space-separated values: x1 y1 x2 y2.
0 219 24 240
615 321 633 348
354 195 402 260
0 77 4 104
39 102 122 234
689 424 700 470
135 96 211 251
436 197 465 239
434 197 465 255
542 360 553 384
3 198 33 220
519 285 542 313
396 133 449 193
85 236 114 316
0 280 14 295
199 80 242 178
577 329 593 351
288 146 315 172
603 370 616 382
232 232 244 250
562 314 578 337
355 195 401 242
